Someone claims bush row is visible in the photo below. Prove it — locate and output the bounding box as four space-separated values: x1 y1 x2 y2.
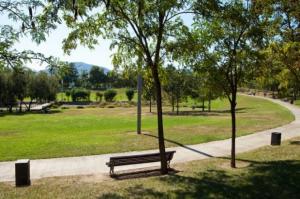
66 89 135 102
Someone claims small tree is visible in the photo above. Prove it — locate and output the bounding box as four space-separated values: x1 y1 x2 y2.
126 89 135 102
65 90 71 102
71 89 91 102
193 1 265 168
12 67 27 112
89 66 107 89
104 90 117 102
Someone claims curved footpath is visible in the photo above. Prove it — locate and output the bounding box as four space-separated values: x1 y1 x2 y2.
1 96 300 182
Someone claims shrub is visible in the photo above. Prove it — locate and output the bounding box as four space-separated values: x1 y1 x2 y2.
65 90 71 101
71 88 90 102
104 89 117 102
95 92 103 102
126 89 135 101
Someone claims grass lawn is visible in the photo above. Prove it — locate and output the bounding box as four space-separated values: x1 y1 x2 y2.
0 137 299 199
0 95 294 161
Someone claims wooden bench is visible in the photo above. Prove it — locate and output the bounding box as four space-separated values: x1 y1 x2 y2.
106 151 176 175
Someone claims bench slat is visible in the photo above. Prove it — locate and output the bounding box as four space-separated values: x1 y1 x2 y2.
107 151 176 167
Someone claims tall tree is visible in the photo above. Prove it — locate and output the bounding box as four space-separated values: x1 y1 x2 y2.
192 0 266 168
258 0 300 100
89 66 106 89
12 66 27 112
44 0 191 174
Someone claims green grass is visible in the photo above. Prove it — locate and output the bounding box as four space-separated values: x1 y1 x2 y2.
0 95 294 161
0 137 299 199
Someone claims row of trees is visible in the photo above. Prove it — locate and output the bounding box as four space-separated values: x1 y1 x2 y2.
50 63 139 91
0 67 59 112
1 0 299 173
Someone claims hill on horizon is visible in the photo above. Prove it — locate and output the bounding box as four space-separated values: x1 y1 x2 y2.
71 62 111 74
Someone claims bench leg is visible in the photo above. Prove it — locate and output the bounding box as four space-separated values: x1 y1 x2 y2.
167 161 171 169
109 166 114 176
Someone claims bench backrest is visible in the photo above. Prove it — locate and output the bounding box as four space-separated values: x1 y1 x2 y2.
109 151 176 166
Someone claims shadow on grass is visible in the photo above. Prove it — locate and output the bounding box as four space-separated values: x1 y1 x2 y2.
290 140 300 145
0 110 61 117
142 133 213 158
162 107 252 117
98 160 300 199
111 168 178 181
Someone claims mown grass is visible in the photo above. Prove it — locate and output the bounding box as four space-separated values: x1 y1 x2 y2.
0 137 299 199
0 95 294 161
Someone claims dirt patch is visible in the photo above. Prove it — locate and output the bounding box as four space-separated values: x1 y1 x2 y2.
218 160 251 170
0 131 19 137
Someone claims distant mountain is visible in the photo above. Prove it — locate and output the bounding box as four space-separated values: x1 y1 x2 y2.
71 62 110 74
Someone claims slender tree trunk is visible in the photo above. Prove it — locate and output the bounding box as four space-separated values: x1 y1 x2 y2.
230 92 237 168
152 65 168 174
28 99 33 111
202 98 205 112
149 96 152 113
19 101 22 112
208 98 211 112
172 96 175 112
176 97 179 115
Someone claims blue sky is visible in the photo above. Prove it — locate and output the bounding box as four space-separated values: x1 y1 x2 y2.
1 10 193 71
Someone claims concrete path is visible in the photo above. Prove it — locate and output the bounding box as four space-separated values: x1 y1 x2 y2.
1 96 300 182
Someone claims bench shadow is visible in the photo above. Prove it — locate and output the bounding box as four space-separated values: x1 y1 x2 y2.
111 167 179 181
142 133 213 158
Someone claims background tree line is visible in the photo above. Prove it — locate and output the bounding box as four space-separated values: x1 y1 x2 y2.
0 67 59 112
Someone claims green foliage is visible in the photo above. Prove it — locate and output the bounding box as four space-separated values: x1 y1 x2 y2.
104 89 117 102
65 90 71 101
95 91 103 102
89 66 107 89
162 65 189 113
0 1 61 68
0 68 59 111
28 72 59 102
71 88 90 102
125 89 135 101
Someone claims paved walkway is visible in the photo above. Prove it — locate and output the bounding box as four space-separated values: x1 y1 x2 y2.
1 96 300 182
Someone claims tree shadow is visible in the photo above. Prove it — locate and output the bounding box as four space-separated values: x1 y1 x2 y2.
111 168 178 181
142 133 213 157
0 110 61 117
290 140 300 145
162 107 252 117
98 160 300 199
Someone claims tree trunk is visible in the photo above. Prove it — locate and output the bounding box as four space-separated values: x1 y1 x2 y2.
202 98 205 112
152 66 168 174
230 93 237 168
8 105 13 113
149 96 152 113
19 101 22 112
28 99 33 111
172 96 175 112
176 97 179 115
208 98 211 112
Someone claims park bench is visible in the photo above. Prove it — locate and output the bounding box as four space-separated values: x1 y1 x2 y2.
106 151 176 175
30 103 53 113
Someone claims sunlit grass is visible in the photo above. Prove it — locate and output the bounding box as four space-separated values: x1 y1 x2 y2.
0 95 294 161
